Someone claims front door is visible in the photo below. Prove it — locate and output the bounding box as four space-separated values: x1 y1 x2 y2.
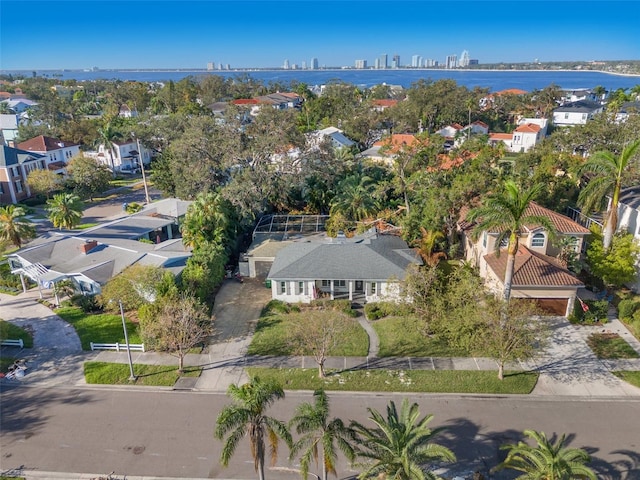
355 281 363 292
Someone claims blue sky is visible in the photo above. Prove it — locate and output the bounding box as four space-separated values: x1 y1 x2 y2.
1 1 639 70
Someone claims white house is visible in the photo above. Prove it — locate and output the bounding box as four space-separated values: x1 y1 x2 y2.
614 186 640 292
552 100 604 127
267 229 422 304
459 202 590 316
17 135 80 175
93 139 152 172
308 126 355 150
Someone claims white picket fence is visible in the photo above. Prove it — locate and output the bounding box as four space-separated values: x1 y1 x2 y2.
90 342 145 352
1 339 24 348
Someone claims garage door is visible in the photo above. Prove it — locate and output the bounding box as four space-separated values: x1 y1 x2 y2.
254 261 272 278
534 298 568 316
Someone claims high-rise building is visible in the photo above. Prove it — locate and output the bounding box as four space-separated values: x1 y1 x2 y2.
207 62 215 71
283 59 290 69
459 50 470 68
425 58 436 67
302 61 307 69
355 59 367 69
379 53 388 69
392 54 400 68
374 58 380 69
310 57 319 69
411 55 422 68
446 55 458 69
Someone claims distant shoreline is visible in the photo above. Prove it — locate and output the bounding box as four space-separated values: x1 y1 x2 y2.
2 67 640 78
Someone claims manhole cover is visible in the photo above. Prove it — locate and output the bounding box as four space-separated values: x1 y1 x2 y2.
173 377 198 390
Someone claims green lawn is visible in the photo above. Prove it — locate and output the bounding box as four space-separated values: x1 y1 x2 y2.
0 320 34 348
55 306 142 350
84 361 201 386
246 367 538 394
613 371 640 389
373 316 471 357
75 222 100 230
248 310 369 356
587 333 640 359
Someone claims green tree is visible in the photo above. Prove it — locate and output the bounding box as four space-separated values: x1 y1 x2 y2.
180 191 236 250
46 192 84 230
215 377 292 480
329 174 379 222
66 155 112 200
493 429 597 480
140 292 212 372
96 120 123 176
476 298 548 380
467 180 556 301
289 389 356 480
586 227 640 288
350 399 455 480
98 264 169 312
27 169 61 199
0 205 36 248
576 139 640 251
415 227 446 267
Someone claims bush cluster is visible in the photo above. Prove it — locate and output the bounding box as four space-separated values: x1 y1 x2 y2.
618 298 640 321
365 301 414 320
569 299 610 324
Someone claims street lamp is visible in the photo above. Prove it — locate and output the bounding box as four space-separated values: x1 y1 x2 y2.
119 300 136 381
132 133 151 205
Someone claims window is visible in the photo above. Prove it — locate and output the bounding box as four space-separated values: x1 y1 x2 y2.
564 113 570 120
371 282 376 295
15 180 23 193
321 280 330 287
280 281 286 294
298 282 304 294
482 231 487 248
531 233 545 247
335 280 346 287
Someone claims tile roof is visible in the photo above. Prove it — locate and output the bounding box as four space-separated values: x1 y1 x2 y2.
17 135 78 152
372 99 398 107
373 134 420 154
523 202 590 233
496 88 528 96
484 245 583 288
490 133 513 141
514 123 541 133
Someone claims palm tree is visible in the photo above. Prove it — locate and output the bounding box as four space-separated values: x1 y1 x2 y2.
576 139 640 251
180 191 235 250
329 174 379 222
467 180 556 302
215 377 292 480
350 399 455 480
493 429 597 480
0 205 36 248
415 227 447 267
46 193 84 230
289 389 356 480
96 120 123 177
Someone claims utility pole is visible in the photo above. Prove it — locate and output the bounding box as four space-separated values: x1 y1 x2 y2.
134 134 151 204
119 300 136 381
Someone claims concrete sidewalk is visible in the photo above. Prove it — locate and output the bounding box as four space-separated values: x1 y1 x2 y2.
2 285 640 397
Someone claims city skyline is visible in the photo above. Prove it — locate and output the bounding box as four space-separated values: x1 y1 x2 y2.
1 1 639 71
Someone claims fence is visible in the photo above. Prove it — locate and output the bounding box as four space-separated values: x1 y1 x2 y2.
1 339 24 348
90 342 145 352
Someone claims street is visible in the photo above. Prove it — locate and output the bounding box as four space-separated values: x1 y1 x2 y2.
1 386 639 479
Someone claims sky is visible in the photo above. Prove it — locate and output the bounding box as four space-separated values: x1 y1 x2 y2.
1 0 639 70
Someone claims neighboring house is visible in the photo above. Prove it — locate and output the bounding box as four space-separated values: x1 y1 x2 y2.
615 101 640 123
0 145 46 204
232 92 302 116
118 104 138 118
0 113 28 146
561 88 604 104
267 229 422 304
488 121 546 153
91 139 152 172
17 135 80 175
459 202 590 316
371 99 398 112
610 186 640 292
309 126 355 150
552 100 604 127
436 123 464 139
1 98 38 114
467 120 490 135
358 133 419 166
8 198 192 296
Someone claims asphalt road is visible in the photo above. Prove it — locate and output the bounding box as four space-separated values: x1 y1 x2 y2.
1 387 639 479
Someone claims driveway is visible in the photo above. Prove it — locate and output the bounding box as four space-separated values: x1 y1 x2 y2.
193 278 272 391
0 290 89 386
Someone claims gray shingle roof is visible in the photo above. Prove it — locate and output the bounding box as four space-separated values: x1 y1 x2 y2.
268 232 421 281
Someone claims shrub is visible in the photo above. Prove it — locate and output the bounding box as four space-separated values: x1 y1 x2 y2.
309 298 357 316
262 299 291 315
618 299 639 321
365 301 414 320
126 202 143 214
570 298 610 324
69 294 100 313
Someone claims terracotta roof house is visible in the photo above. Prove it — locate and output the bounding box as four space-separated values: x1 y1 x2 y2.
358 134 421 166
459 202 590 316
17 135 80 174
371 99 398 111
267 229 422 304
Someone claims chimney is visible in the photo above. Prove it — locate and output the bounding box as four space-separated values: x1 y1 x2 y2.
80 239 98 254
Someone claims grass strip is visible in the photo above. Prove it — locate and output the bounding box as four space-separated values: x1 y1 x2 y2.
246 367 538 394
0 320 34 348
84 361 201 386
587 333 640 359
613 371 640 389
55 306 142 350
